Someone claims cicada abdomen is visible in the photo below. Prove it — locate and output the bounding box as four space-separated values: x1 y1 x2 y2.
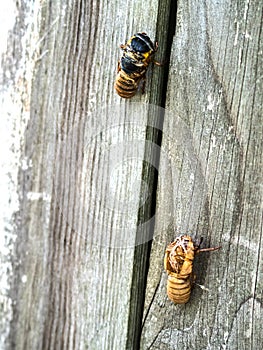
164 235 220 304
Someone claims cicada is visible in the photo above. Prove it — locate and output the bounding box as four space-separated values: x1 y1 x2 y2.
164 235 221 304
114 32 160 98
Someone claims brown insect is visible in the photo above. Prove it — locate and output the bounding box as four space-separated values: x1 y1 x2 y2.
114 32 161 98
164 235 221 304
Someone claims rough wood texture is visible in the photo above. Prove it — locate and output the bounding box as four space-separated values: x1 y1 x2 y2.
0 0 165 349
1 0 262 349
141 1 263 349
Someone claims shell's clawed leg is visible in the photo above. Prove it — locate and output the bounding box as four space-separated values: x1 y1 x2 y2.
195 283 210 292
164 252 172 271
117 60 121 73
196 246 221 253
190 272 196 286
194 237 221 253
153 59 164 66
141 76 146 94
153 41 166 66
152 41 163 66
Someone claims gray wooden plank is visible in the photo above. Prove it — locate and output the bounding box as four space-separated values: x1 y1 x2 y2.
0 0 168 349
141 1 263 349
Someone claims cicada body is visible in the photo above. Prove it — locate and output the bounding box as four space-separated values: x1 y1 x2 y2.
114 32 159 98
164 235 220 304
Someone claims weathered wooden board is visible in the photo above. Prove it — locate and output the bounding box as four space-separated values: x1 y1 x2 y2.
141 1 263 349
0 0 170 349
1 0 262 349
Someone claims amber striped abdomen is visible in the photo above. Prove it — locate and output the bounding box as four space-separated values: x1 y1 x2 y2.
167 272 192 304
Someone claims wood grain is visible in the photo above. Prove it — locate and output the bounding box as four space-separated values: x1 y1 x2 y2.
1 0 262 349
0 0 166 349
141 1 263 349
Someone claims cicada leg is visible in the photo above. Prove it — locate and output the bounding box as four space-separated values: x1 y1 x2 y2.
141 75 146 94
153 59 163 66
197 246 221 253
117 60 121 73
